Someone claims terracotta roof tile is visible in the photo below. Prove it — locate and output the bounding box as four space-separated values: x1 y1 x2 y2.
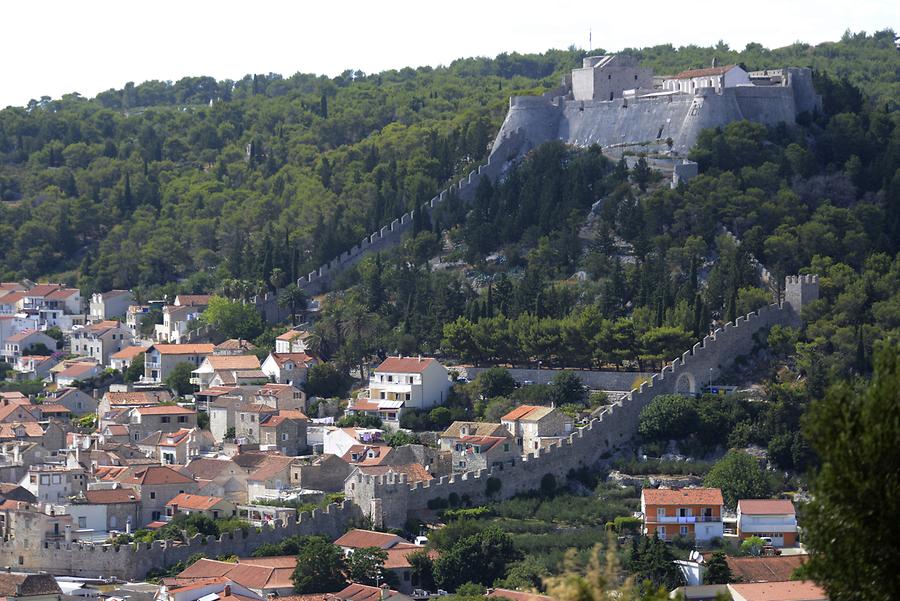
206 355 262 370
642 487 724 506
375 356 439 374
133 405 196 416
487 589 553 601
334 529 407 549
441 421 508 439
672 65 736 79
110 346 147 360
725 556 806 583
247 455 294 482
83 488 139 504
118 465 196 486
152 343 215 355
738 499 795 515
326 583 403 601
727 581 827 601
166 493 226 511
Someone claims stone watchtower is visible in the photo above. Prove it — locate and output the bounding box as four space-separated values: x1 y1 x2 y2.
784 274 819 326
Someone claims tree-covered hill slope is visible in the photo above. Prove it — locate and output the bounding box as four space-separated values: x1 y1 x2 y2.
0 30 895 299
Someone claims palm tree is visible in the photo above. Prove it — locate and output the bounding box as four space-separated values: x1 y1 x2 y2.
278 284 308 326
340 303 379 382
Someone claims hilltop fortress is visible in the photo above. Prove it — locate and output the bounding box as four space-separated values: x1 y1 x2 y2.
491 55 821 159
289 56 820 298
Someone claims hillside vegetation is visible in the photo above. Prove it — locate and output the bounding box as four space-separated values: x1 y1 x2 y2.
0 31 896 300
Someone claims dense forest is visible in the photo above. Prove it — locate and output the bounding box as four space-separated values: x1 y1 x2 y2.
0 30 896 302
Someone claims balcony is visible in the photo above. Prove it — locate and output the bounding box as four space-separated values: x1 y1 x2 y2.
647 515 721 524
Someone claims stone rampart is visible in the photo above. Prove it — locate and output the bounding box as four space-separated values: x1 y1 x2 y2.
492 74 819 161
292 130 525 297
349 276 816 529
2 501 360 581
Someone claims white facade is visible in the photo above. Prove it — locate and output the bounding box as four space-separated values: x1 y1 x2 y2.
368 357 451 411
660 65 751 94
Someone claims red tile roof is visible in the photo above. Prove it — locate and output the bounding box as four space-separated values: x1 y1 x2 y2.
738 499 795 515
269 352 315 367
133 405 196 416
83 488 139 504
152 343 215 355
672 65 736 79
45 288 80 300
326 583 403 601
110 346 146 360
119 465 196 486
56 362 99 378
247 455 294 482
725 556 807 583
166 493 227 511
104 391 171 405
459 435 507 452
25 284 62 297
500 405 552 421
334 529 407 549
375 356 439 374
39 403 71 414
642 487 724 506
727 581 827 601
487 590 553 601
206 355 262 370
358 464 434 483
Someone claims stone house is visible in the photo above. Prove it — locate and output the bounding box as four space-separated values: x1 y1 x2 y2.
138 427 211 465
128 405 197 442
70 487 140 533
289 454 352 492
368 356 451 411
98 390 171 418
571 54 654 101
69 320 133 366
175 557 295 597
245 455 295 501
115 465 199 525
500 405 573 453
449 435 518 473
89 290 134 322
144 343 214 384
125 304 151 338
253 383 306 412
1 330 57 364
208 395 242 443
439 421 510 452
174 295 212 307
328 583 412 601
183 457 250 503
640 487 724 542
260 352 316 386
165 493 237 520
44 388 97 416
20 465 86 503
235 403 277 443
213 339 258 356
0 573 63 601
259 410 308 456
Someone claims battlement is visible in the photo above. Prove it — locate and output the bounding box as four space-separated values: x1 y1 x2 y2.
350 275 817 529
1 500 360 581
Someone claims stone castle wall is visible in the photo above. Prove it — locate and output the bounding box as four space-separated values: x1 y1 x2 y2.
349 276 817 529
2 501 360 581
494 77 817 160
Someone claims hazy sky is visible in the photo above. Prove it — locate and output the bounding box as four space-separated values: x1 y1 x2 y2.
2 0 895 108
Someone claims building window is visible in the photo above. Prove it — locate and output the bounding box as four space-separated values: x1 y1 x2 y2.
178 416 187 423
657 508 665 519
161 416 170 424
680 525 689 536
150 492 156 499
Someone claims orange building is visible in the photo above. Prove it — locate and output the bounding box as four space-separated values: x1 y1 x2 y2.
640 487 724 542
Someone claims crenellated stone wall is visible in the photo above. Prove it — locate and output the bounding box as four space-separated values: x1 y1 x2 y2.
347 275 817 529
1 501 360 581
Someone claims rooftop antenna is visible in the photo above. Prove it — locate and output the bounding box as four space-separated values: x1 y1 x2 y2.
589 28 592 51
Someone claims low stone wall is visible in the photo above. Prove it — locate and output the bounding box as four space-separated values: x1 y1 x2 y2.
3 501 360 581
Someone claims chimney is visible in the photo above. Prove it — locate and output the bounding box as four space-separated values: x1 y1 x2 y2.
223 585 231 597
379 584 390 600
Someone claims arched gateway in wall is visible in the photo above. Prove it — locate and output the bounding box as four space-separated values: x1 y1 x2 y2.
675 372 696 394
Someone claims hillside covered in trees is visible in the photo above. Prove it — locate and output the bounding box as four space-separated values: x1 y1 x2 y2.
0 30 896 301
